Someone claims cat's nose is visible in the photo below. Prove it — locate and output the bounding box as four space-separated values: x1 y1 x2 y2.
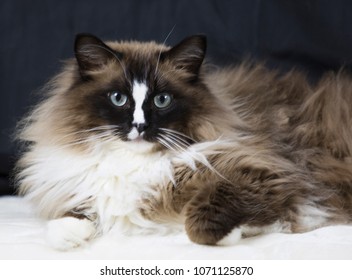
133 123 148 133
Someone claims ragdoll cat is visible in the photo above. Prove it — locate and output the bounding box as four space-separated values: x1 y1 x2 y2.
15 33 352 250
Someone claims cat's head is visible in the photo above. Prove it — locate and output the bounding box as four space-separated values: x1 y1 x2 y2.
27 34 225 153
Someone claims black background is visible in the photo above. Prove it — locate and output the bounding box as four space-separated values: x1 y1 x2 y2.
1 0 352 195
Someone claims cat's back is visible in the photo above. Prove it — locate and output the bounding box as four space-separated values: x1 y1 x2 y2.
204 63 310 132
205 63 352 156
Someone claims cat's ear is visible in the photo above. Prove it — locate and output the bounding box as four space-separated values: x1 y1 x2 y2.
74 33 121 75
163 35 206 77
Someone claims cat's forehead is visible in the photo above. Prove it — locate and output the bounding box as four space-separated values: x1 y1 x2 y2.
105 41 169 81
107 41 169 61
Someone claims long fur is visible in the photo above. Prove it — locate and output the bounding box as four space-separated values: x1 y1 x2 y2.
15 34 352 249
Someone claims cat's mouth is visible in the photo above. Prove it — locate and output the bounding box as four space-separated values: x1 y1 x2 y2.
127 129 152 144
126 124 157 144
127 126 144 141
130 134 144 142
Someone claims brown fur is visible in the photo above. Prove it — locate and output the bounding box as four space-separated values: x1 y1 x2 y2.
16 34 352 246
142 64 352 244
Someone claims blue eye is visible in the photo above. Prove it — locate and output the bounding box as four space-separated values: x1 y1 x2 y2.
154 93 172 109
109 92 128 107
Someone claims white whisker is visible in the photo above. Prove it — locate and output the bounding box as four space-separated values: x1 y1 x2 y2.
157 136 177 152
154 25 176 77
159 134 187 152
158 132 230 182
159 127 197 143
26 124 124 156
61 132 113 148
54 125 121 143
161 131 191 147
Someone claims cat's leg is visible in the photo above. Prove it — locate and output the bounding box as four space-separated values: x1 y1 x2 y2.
46 213 96 251
184 181 282 245
185 182 244 245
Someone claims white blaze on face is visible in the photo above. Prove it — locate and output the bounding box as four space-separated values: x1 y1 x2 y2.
132 81 147 124
128 81 148 140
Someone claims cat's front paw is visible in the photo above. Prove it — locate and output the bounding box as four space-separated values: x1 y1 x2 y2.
185 182 244 245
185 212 242 245
46 217 96 251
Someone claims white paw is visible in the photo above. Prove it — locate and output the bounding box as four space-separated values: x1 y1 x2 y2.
217 227 242 246
46 217 96 251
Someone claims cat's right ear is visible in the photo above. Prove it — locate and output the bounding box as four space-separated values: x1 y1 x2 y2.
74 33 121 78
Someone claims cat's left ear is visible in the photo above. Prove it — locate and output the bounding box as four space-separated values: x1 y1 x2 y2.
74 33 121 76
163 35 206 77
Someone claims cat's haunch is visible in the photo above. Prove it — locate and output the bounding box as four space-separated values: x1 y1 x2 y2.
15 34 352 250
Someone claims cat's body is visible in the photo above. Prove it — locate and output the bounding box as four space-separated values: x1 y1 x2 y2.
15 34 352 250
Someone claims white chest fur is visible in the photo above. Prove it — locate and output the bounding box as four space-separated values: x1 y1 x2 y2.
20 141 177 235
20 138 219 236
92 144 176 234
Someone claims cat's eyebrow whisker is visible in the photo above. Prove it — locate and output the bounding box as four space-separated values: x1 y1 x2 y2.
154 25 176 78
154 69 182 85
81 44 129 82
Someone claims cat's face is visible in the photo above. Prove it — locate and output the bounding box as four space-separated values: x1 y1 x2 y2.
61 33 216 152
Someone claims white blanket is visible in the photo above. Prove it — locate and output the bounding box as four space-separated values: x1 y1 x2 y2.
1 196 351 260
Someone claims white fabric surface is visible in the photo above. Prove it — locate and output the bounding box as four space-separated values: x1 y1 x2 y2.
1 196 351 260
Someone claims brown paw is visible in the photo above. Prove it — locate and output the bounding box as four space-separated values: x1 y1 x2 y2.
184 182 243 245
185 207 234 245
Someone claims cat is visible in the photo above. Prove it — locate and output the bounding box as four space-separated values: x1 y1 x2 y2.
15 33 352 250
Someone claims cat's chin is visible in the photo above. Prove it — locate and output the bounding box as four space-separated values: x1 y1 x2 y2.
125 138 156 154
